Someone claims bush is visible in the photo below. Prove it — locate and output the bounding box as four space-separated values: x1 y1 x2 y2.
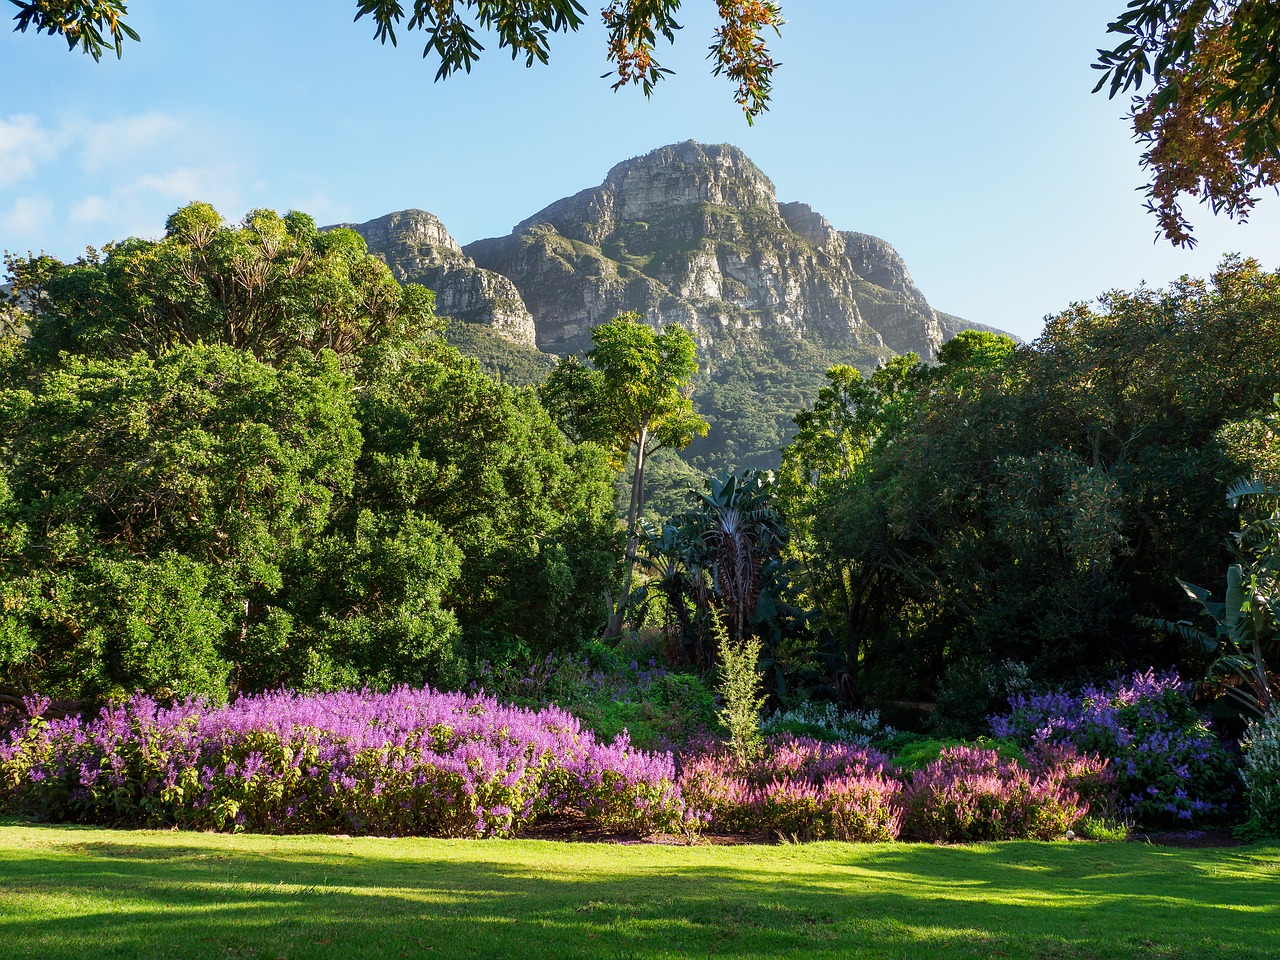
900 745 1092 842
760 702 892 745
0 687 689 837
932 659 1033 738
1240 705 1280 838
884 734 1027 771
677 735 903 841
992 669 1237 825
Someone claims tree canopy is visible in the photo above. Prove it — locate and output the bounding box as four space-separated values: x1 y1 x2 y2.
777 260 1280 729
1094 0 1280 246
0 203 619 706
540 312 707 638
9 0 784 121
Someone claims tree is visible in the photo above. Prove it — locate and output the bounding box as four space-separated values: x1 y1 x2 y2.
9 203 439 370
540 312 707 639
780 258 1280 720
350 338 619 666
10 0 784 121
0 343 363 702
1094 0 1280 246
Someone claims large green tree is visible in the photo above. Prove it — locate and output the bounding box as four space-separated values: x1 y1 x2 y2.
9 203 437 370
0 343 362 702
0 203 620 704
781 261 1280 724
540 312 707 639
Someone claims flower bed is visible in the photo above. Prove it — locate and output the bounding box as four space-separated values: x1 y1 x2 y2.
0 688 687 837
677 736 903 841
992 669 1237 824
675 736 1104 842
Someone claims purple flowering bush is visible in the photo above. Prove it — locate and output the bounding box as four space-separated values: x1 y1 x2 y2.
677 735 904 841
900 744 1097 842
992 669 1237 824
0 687 689 837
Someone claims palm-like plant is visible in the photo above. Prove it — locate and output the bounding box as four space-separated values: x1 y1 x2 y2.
694 472 787 645
641 471 806 698
1144 476 1280 717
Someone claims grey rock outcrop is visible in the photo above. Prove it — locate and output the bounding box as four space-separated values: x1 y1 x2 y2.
465 141 947 360
331 209 537 347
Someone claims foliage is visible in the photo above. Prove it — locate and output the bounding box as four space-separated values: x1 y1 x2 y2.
931 658 1033 738
10 205 438 370
993 669 1238 825
1239 704 1280 838
351 340 619 666
676 735 902 840
760 702 891 745
781 261 1280 710
469 646 718 751
0 686 689 837
541 312 706 638
676 734 1103 843
1073 814 1133 842
899 744 1094 842
1145 461 1280 717
0 343 361 703
642 470 809 697
11 1 784 121
0 204 619 705
715 614 765 765
1094 0 1280 246
883 735 1027 773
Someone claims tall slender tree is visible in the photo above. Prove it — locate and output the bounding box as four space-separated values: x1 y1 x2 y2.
540 312 707 639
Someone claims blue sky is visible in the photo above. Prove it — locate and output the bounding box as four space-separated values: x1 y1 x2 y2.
2 0 1278 341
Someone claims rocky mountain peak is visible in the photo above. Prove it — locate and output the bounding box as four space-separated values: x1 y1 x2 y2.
779 202 842 252
332 209 463 273
513 141 780 246
331 210 536 347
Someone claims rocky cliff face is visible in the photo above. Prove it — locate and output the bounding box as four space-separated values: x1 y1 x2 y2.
464 141 946 360
330 209 537 347
338 143 985 363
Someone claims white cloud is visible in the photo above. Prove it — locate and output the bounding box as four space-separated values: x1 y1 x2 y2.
78 113 186 174
62 166 244 244
69 195 110 224
0 195 55 243
0 115 61 189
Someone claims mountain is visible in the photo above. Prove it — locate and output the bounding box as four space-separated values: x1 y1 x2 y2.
337 142 1003 495
328 209 538 347
464 141 944 361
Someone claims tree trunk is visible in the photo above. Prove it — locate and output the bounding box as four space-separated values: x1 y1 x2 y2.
605 425 649 640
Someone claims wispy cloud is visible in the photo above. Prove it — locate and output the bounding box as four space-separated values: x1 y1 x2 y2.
0 116 61 189
0 196 55 245
78 112 186 174
67 165 243 241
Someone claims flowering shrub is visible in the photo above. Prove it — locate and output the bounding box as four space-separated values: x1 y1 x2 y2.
678 735 903 841
0 687 689 837
1240 705 1280 837
760 703 893 745
900 745 1094 842
992 669 1236 824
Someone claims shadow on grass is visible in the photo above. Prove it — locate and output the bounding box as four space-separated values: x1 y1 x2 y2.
0 828 1277 960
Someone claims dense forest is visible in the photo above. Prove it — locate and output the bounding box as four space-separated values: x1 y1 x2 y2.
3 205 1279 718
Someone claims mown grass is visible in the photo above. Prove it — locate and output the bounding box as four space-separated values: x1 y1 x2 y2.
0 821 1277 959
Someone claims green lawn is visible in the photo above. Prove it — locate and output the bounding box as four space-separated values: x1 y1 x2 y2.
0 822 1277 959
